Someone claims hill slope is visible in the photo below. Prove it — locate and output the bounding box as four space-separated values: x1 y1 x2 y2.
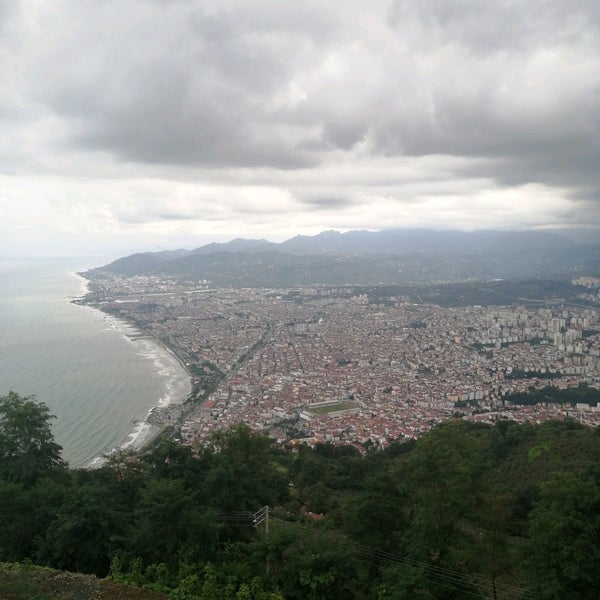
0 563 168 600
87 228 600 286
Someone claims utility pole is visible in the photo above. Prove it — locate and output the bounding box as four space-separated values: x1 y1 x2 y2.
265 505 270 537
266 505 270 575
253 506 270 575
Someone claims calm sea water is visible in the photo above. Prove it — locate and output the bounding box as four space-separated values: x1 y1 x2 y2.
0 257 191 468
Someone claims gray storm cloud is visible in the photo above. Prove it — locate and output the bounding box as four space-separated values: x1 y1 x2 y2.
53 3 600 192
0 0 599 255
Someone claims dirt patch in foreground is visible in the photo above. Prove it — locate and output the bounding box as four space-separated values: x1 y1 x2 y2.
0 563 169 600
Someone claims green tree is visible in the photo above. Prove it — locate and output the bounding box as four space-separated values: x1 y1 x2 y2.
0 392 65 485
343 468 407 552
130 477 219 567
0 480 32 560
404 421 482 561
0 475 66 563
204 425 288 512
528 471 600 599
376 562 436 599
37 474 128 575
268 523 364 600
401 421 484 598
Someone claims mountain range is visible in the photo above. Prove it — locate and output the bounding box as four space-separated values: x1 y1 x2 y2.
88 228 600 287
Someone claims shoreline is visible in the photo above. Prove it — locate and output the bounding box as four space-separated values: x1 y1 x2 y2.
72 272 194 467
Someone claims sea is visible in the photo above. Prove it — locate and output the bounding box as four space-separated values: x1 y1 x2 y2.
0 257 191 468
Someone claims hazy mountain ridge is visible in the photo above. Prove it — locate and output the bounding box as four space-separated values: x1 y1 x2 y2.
90 229 600 286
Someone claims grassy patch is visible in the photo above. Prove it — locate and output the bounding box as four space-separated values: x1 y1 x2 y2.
308 402 359 415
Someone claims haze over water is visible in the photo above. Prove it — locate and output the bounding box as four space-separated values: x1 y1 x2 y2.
0 257 191 468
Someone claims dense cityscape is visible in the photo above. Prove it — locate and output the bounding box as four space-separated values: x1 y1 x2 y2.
82 273 600 450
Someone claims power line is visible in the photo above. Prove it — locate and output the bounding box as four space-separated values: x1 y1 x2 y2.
217 508 537 600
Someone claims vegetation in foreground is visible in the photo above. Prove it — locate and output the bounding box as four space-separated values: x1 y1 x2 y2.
0 561 169 600
2 390 600 599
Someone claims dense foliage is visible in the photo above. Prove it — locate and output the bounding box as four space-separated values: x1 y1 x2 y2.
0 392 65 484
2 391 600 599
505 383 600 407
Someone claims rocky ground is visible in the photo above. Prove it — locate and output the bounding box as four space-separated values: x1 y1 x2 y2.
0 563 169 600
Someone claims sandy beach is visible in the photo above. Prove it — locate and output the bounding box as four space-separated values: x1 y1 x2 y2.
72 273 192 467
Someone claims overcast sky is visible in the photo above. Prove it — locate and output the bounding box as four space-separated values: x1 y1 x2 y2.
1 0 599 256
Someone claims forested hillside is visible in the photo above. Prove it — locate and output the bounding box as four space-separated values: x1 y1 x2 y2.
1 391 600 599
88 228 600 286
